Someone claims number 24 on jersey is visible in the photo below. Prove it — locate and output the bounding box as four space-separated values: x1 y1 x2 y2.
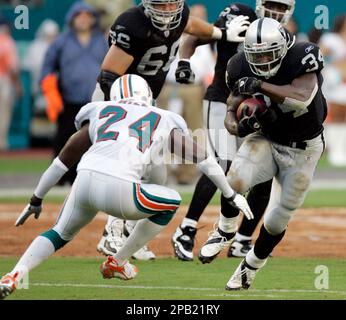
96 105 161 153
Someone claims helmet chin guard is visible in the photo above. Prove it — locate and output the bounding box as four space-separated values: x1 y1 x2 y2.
142 0 184 31
256 0 295 25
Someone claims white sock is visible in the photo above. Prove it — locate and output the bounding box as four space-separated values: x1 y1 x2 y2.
181 218 197 229
114 219 163 265
218 212 238 234
246 247 267 269
10 236 55 282
235 232 252 242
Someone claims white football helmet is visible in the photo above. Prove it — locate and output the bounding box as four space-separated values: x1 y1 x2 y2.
110 74 153 105
244 18 290 79
142 0 184 31
256 0 295 25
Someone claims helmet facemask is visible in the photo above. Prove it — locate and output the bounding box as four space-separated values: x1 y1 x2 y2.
142 0 184 32
256 0 295 25
243 17 290 79
244 26 288 79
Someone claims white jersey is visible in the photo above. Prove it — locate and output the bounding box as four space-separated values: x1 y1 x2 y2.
75 99 188 183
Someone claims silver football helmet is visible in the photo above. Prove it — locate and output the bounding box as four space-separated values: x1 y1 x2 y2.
244 18 291 78
256 0 295 25
142 0 185 31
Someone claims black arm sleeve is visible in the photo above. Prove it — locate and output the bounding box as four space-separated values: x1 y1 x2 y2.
97 70 121 101
226 53 245 94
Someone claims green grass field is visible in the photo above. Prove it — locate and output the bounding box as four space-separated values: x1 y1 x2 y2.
1 153 345 300
1 189 345 208
1 257 345 300
0 158 51 174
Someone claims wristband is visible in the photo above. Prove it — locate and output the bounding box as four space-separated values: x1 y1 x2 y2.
211 26 222 40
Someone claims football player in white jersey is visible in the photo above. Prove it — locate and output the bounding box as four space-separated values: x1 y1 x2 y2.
0 75 253 299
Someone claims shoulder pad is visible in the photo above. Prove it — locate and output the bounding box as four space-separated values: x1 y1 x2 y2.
109 7 149 52
289 42 325 75
75 103 97 130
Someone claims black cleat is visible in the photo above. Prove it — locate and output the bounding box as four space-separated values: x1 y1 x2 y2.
172 225 197 261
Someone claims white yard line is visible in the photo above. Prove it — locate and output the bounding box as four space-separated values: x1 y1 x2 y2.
206 293 280 298
30 282 346 296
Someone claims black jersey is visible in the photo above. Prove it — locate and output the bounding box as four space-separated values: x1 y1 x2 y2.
108 4 190 99
204 3 257 103
226 42 328 142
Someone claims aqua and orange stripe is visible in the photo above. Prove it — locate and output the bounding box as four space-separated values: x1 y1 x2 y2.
133 183 180 215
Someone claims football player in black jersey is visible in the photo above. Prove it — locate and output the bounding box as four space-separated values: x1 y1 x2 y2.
94 0 251 260
94 0 250 101
202 17 326 290
171 0 295 262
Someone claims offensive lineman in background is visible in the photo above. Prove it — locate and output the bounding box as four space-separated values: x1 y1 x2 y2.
93 0 250 260
172 0 296 262
0 75 253 299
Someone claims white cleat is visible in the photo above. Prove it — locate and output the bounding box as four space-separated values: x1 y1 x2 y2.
198 227 235 264
132 245 156 261
97 219 124 256
171 225 196 261
123 222 156 261
225 259 258 290
227 240 253 258
100 256 138 280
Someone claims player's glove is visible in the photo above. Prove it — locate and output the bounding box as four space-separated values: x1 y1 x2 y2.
236 105 260 137
15 195 43 226
222 15 250 42
237 105 278 137
226 193 254 220
175 60 195 84
233 77 262 96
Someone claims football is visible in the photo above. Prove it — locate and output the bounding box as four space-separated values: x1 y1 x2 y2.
236 97 267 121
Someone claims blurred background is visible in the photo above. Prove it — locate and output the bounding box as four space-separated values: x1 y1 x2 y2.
0 0 346 191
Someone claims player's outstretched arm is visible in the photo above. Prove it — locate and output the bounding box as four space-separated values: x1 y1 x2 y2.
184 15 249 43
175 35 201 84
15 125 92 226
101 46 134 76
170 129 253 220
99 46 134 100
179 35 210 60
175 33 216 84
